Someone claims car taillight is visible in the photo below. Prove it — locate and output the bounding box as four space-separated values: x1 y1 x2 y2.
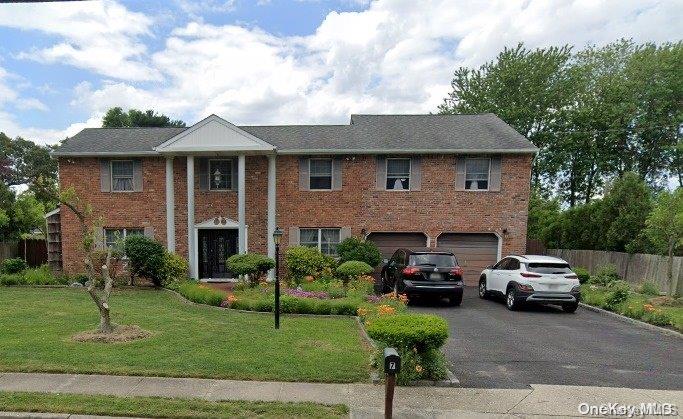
402 266 420 275
450 266 464 276
520 272 542 278
565 274 578 279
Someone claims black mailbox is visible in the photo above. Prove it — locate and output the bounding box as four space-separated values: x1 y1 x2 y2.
383 347 401 374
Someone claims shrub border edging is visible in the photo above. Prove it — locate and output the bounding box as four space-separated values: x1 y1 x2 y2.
579 302 682 339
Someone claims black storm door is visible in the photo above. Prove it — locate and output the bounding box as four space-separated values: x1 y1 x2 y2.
198 229 238 279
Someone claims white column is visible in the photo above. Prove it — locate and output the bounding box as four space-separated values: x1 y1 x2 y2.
238 154 246 254
186 155 196 279
165 157 175 253
267 154 276 278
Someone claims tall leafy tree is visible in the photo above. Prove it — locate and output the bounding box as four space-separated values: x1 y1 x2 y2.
102 107 186 128
643 189 683 295
438 43 576 189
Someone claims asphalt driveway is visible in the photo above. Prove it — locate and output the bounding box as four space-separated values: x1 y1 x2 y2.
409 287 683 389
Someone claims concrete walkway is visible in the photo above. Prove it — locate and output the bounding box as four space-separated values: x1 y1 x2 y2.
0 372 681 418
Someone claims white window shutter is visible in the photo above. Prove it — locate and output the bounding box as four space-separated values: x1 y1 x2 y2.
489 157 502 191
411 156 421 191
455 157 466 190
143 226 155 240
100 159 111 192
299 158 310 190
375 156 386 190
288 227 300 246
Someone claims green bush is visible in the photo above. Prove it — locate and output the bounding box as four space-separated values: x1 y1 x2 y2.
638 281 660 296
177 281 225 306
604 281 630 310
590 264 621 286
124 235 166 286
372 345 447 385
336 261 373 283
337 237 382 267
230 294 359 315
285 246 328 285
573 267 590 284
0 274 22 286
227 253 275 286
366 314 448 352
621 304 645 320
162 253 189 286
1 258 27 274
642 309 672 326
73 273 89 285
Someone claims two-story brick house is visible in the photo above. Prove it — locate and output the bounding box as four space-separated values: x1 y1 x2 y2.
53 113 537 285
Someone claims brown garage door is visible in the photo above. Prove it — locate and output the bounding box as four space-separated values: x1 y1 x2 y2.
437 233 498 286
366 232 428 261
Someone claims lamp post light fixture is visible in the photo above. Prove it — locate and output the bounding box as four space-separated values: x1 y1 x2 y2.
272 226 284 329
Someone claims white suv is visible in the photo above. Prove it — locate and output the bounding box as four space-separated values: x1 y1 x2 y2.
478 255 581 312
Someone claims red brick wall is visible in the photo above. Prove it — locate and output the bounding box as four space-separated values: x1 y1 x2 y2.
58 154 531 274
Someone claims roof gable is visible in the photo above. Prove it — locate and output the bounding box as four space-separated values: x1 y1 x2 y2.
155 114 275 154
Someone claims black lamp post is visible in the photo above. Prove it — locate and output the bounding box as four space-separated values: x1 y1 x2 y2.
272 226 284 329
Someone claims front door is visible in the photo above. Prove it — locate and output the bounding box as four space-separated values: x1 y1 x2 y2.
198 229 238 279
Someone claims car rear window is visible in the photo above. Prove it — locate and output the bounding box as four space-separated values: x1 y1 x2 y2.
526 263 572 274
409 253 457 267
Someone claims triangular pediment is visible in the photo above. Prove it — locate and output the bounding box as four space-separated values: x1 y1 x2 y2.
155 114 275 153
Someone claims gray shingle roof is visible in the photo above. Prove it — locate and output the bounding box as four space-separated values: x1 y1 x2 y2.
53 114 537 156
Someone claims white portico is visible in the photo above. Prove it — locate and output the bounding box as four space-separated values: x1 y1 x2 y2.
155 115 277 280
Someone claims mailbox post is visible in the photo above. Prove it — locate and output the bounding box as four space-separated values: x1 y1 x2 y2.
383 347 401 419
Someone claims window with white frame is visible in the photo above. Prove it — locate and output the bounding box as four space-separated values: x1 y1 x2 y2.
465 158 490 190
299 228 341 256
111 160 134 192
209 159 232 190
309 158 333 190
104 228 144 249
386 158 411 190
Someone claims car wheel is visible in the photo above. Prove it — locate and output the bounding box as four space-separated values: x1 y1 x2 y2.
562 302 579 313
506 287 520 311
448 293 462 307
478 278 490 299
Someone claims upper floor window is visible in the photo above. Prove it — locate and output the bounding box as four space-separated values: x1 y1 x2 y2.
386 158 411 190
209 159 232 190
299 228 341 256
111 160 134 192
104 228 144 249
309 158 333 190
465 158 490 191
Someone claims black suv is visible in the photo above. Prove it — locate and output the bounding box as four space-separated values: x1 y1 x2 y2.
380 248 464 306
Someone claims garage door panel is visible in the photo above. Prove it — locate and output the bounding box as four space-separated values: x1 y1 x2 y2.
437 233 498 286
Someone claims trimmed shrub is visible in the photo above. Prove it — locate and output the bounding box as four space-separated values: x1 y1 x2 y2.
124 235 166 286
638 281 660 296
227 253 275 286
73 273 89 285
177 281 225 306
0 274 22 286
573 266 590 284
285 246 328 285
337 237 382 267
590 264 621 286
336 261 373 283
1 258 27 274
162 253 189 286
366 314 448 351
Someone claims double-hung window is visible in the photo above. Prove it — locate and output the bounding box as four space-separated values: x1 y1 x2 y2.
465 158 490 190
209 159 232 190
299 228 341 256
104 228 144 249
309 158 333 190
111 160 134 192
386 158 411 190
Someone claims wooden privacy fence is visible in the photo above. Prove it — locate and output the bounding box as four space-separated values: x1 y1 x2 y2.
0 239 47 268
547 249 683 296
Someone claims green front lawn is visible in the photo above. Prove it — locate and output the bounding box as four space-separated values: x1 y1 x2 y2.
0 288 370 382
0 392 348 418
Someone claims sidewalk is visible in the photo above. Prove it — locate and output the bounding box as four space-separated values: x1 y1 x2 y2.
0 372 681 418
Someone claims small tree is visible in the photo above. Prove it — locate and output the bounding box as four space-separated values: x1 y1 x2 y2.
337 237 382 267
643 189 683 296
227 253 275 286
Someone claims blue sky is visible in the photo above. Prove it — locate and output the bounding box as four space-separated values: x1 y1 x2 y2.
0 0 681 145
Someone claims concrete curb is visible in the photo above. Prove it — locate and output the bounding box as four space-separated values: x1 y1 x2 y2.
579 302 683 339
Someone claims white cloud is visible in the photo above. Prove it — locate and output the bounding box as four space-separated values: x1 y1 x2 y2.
5 0 683 142
0 0 157 81
14 98 48 112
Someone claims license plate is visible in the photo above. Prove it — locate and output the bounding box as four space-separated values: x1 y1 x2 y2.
430 273 442 280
